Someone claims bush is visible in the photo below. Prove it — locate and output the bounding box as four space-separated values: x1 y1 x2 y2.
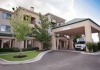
0 48 20 52
86 42 93 52
13 55 27 58
0 47 39 52
86 42 98 52
43 42 52 50
97 42 100 51
22 47 39 51
92 43 98 52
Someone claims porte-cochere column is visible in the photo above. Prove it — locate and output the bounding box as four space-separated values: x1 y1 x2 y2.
51 33 57 50
98 32 100 42
85 25 93 42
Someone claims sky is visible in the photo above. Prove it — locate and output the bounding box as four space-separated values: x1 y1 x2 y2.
0 0 100 42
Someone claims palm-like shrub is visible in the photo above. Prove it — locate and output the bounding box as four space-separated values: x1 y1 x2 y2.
86 42 98 52
92 43 98 52
86 42 93 52
97 42 100 51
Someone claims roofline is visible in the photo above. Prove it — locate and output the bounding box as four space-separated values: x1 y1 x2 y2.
89 19 100 27
45 13 66 21
15 6 39 15
0 8 13 14
53 19 100 29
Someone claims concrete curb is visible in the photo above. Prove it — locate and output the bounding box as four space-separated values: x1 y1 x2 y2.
80 51 100 55
0 50 52 65
66 50 100 55
58 50 100 55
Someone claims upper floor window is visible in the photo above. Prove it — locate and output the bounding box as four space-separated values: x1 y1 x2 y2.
51 22 57 28
2 12 11 19
23 15 29 20
0 25 11 32
30 17 36 24
38 19 41 24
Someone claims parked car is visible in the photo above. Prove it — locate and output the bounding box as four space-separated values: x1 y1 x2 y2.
75 38 86 51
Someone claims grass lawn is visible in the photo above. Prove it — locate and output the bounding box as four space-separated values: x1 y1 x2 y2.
0 51 41 61
0 52 18 54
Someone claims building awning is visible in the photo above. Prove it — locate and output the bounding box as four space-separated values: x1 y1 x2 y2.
53 18 100 29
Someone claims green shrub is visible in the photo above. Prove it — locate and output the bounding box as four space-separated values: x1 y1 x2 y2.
92 43 98 52
86 42 93 52
97 42 100 51
0 47 39 52
86 42 98 52
43 42 52 50
0 48 20 52
22 47 39 51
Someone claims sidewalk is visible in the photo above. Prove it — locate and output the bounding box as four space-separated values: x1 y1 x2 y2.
0 50 52 65
59 50 100 55
81 51 100 55
67 50 100 55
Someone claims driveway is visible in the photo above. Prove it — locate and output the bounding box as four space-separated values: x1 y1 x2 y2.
0 50 100 70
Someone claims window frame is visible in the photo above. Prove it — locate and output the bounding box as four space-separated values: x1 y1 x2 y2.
2 12 11 19
0 25 11 32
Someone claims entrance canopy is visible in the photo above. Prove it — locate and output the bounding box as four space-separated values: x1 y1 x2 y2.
51 18 100 50
52 18 100 36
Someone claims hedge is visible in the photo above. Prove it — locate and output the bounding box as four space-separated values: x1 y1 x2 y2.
86 42 100 52
0 47 39 52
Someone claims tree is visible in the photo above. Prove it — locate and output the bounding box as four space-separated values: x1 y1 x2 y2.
32 13 52 50
9 11 32 56
73 35 81 43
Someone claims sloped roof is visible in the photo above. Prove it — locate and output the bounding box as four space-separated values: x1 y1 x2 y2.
0 8 13 13
53 18 100 29
45 13 66 21
14 6 39 15
65 18 89 25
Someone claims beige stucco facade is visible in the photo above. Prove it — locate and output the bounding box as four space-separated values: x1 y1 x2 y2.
0 7 100 51
0 7 42 49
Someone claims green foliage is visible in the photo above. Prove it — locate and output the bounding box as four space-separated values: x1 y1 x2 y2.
86 42 98 52
9 14 32 41
39 13 50 29
43 42 52 50
32 13 52 49
32 28 51 43
73 35 81 43
92 43 98 52
0 51 41 61
97 42 100 51
22 47 39 51
0 47 39 53
0 48 20 52
9 11 32 55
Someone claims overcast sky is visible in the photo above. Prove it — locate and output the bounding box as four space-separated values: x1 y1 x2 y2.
0 0 100 42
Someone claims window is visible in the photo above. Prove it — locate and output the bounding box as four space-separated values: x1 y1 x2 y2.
2 12 11 19
77 41 85 44
23 15 31 21
38 19 41 24
51 22 57 27
30 17 36 24
0 25 11 32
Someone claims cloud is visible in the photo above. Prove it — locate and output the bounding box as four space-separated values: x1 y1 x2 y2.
0 0 75 21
